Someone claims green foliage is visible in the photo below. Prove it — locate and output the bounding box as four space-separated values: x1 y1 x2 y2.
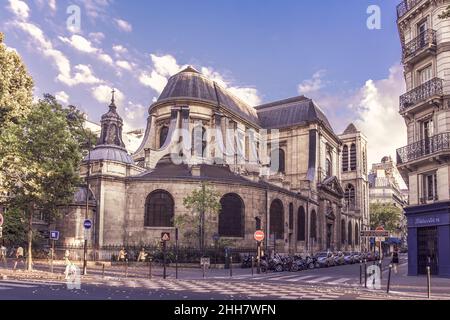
0 96 85 269
369 202 403 233
439 6 450 19
0 32 34 129
1 208 27 246
178 182 222 248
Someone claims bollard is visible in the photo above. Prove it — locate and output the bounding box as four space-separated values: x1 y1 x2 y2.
125 261 128 278
102 264 105 279
148 260 152 280
202 263 206 279
379 260 383 280
251 256 254 277
427 266 431 299
359 262 362 285
387 264 392 294
230 256 233 278
364 259 367 288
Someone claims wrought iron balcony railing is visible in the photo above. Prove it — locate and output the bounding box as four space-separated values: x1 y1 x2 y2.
402 29 437 61
397 132 450 164
397 0 423 19
399 77 443 113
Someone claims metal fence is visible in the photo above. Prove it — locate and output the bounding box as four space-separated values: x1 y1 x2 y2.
51 244 257 264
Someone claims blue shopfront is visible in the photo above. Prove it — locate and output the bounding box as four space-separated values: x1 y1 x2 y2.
405 202 450 277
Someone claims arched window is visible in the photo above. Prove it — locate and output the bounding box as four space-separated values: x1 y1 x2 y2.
297 207 306 241
355 223 359 245
159 126 169 148
145 190 174 227
341 219 346 245
342 145 349 172
350 144 357 171
310 210 317 240
363 150 367 174
326 150 332 177
289 203 294 230
270 199 284 240
219 193 244 237
348 221 353 245
192 126 207 157
344 184 356 209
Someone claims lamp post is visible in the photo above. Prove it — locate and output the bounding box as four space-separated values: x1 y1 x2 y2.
82 142 91 276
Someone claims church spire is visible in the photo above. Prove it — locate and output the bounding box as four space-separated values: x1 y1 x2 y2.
109 88 116 109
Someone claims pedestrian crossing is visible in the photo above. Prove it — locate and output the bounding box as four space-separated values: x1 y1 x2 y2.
0 279 60 291
210 272 359 287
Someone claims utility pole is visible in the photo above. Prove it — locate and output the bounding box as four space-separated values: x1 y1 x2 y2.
82 129 92 276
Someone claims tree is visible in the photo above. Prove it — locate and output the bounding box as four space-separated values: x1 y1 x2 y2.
0 32 34 130
0 96 83 270
439 6 450 19
369 202 403 233
180 182 221 253
1 208 28 247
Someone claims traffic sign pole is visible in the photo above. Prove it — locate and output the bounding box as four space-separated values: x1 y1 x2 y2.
163 240 167 280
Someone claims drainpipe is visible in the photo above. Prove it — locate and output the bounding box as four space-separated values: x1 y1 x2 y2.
265 188 269 251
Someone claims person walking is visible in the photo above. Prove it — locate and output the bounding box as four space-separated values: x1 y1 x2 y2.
137 248 147 263
392 246 399 274
118 247 127 262
13 246 25 271
0 245 7 268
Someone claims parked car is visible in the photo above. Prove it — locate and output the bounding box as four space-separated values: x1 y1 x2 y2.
334 252 345 266
316 252 334 268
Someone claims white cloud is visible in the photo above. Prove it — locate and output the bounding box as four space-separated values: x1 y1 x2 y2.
298 70 327 95
55 91 69 104
138 54 261 105
7 0 30 20
116 60 133 71
89 32 105 44
92 85 124 105
113 44 128 56
48 0 56 12
82 0 113 18
58 64 102 86
115 18 133 32
351 64 407 166
59 34 114 66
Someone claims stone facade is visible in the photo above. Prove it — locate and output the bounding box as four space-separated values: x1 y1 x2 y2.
58 67 368 254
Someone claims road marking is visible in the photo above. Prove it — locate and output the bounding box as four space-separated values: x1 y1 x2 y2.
326 278 352 285
0 282 36 288
0 287 13 290
286 275 317 282
306 276 333 283
264 274 301 281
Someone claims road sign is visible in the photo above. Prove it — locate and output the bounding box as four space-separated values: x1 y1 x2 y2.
0 226 2 238
375 237 386 242
212 233 220 242
0 213 3 227
50 231 60 241
161 232 170 242
83 219 92 230
254 230 265 242
200 257 211 266
376 226 385 232
360 230 389 238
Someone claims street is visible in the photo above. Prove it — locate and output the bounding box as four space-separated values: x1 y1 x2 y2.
2 254 450 300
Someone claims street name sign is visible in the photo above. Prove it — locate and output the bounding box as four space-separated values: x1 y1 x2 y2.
0 213 4 227
360 230 389 238
200 257 210 266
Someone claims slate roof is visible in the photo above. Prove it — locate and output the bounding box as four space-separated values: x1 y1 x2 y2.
87 145 134 164
255 96 334 132
342 123 359 135
157 67 260 125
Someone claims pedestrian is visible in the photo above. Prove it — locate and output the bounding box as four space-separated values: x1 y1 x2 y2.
137 248 147 262
392 246 399 274
118 247 127 262
0 245 7 268
13 246 25 271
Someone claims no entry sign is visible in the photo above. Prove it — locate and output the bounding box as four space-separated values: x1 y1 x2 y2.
254 230 265 242
0 213 3 227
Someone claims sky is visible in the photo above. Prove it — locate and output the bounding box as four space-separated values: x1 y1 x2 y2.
0 0 408 167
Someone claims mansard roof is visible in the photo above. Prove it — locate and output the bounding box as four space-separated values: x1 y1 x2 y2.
255 96 334 132
156 67 260 125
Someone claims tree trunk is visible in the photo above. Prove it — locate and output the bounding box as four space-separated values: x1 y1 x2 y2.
27 210 33 271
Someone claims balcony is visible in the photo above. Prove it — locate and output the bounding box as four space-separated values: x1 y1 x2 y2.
397 0 426 20
399 77 443 114
397 132 450 165
402 29 437 63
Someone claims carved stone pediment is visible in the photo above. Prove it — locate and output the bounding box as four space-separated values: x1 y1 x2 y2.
318 176 344 199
